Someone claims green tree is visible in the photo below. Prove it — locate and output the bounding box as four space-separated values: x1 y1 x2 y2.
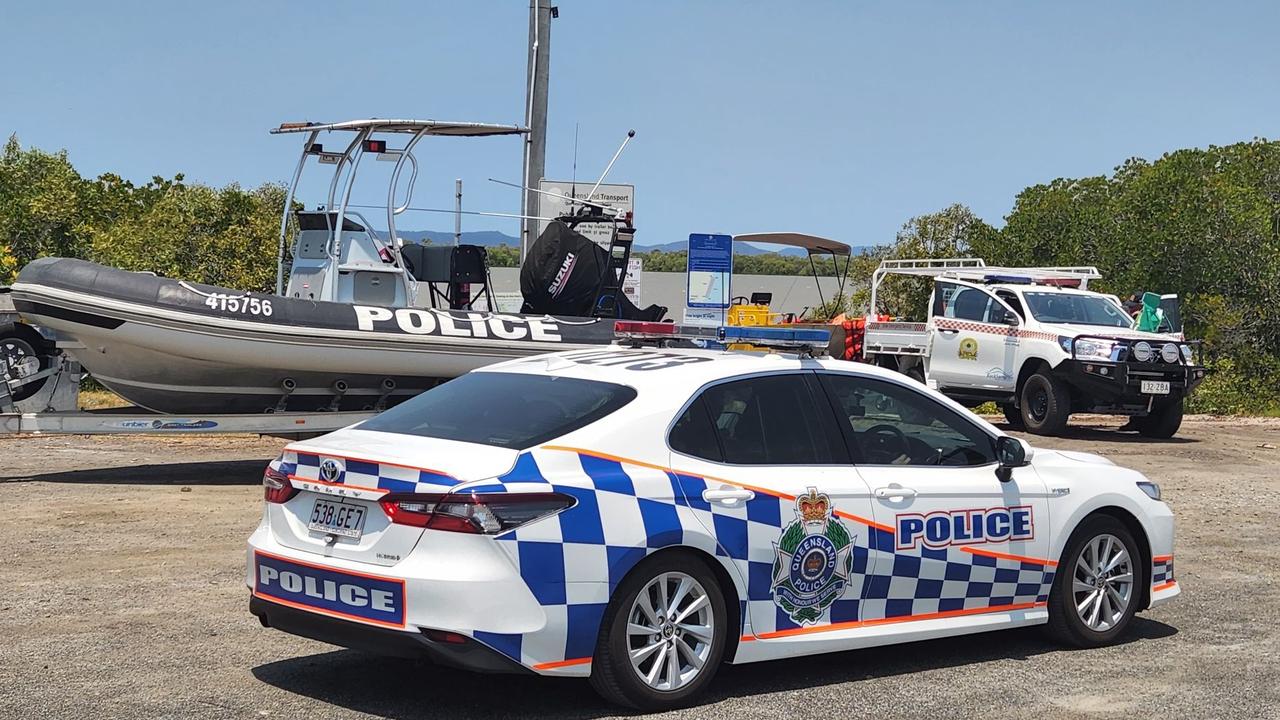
872 203 999 319
0 135 89 268
0 239 16 284
87 181 286 291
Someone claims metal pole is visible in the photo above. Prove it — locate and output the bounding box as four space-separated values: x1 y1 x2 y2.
521 0 552 262
454 178 463 246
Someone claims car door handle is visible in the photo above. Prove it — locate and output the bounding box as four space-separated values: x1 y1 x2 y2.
937 328 959 335
702 487 755 506
874 485 918 500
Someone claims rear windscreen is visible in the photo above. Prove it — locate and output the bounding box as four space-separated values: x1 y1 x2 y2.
358 372 637 449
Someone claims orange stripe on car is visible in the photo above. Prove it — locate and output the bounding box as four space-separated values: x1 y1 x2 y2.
1152 580 1178 592
541 445 895 533
745 601 1047 641
961 546 1059 567
532 657 592 670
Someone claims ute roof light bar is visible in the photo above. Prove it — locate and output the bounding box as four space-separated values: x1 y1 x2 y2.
613 321 831 356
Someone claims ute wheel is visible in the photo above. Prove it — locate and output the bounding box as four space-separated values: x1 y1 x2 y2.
0 323 50 402
1001 403 1024 429
1046 514 1144 647
1020 370 1071 435
1138 400 1184 439
589 553 727 711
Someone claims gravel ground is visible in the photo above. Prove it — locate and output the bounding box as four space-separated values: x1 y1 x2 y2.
1 416 1277 719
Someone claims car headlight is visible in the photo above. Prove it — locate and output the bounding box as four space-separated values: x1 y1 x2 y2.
1180 344 1193 362
1160 343 1180 363
1137 481 1161 501
1132 341 1153 362
1074 339 1118 361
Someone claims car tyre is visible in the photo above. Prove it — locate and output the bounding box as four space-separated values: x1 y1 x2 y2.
1001 402 1024 429
1020 370 1070 435
589 553 727 711
1138 400 1183 439
1045 514 1144 647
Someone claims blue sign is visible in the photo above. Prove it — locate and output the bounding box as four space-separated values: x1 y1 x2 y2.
254 551 406 627
687 233 733 309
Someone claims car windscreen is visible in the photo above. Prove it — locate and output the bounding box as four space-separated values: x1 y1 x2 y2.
1022 292 1132 328
358 372 637 449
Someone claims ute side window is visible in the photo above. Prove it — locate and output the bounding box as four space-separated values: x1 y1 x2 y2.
948 287 995 322
696 374 843 465
995 290 1026 320
817 373 997 467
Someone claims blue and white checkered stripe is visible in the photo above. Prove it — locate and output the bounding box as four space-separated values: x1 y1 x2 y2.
1152 556 1174 585
462 448 1055 673
669 475 1054 637
282 449 461 493
464 449 722 674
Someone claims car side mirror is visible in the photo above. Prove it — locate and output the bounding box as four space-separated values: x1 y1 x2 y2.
1000 310 1020 326
995 436 1032 482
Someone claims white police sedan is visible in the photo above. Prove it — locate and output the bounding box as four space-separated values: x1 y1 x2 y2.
247 323 1179 710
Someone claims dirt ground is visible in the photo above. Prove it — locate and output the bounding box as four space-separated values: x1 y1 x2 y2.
1 416 1278 719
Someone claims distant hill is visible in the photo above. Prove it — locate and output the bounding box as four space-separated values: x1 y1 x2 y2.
404 230 879 256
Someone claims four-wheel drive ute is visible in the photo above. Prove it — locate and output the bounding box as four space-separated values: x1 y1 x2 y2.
862 259 1206 437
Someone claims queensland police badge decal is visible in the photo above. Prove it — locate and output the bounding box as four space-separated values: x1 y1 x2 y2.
771 488 855 625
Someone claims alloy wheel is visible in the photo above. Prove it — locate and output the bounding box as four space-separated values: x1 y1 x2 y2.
1072 533 1134 632
626 571 715 692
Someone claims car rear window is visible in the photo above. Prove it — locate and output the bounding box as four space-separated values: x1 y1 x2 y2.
358 372 637 449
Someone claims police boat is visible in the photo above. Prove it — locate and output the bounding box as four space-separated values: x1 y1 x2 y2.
9 119 664 414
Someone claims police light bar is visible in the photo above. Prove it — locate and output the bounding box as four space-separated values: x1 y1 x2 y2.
614 322 831 354
614 321 678 338
984 274 1033 285
718 326 831 346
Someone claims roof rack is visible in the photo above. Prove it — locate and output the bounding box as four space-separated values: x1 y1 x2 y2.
870 258 1103 313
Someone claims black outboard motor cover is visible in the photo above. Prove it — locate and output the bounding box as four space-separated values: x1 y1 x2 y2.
520 221 665 320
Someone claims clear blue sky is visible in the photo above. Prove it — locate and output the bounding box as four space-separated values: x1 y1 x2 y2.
3 1 1277 248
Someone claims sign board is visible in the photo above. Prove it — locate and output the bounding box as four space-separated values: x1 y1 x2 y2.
683 308 723 327
537 180 635 249
686 233 733 309
623 258 642 303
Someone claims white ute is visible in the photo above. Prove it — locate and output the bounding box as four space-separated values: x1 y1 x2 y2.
862 259 1206 437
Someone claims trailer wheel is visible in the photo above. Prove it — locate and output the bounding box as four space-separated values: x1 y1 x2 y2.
1138 400 1184 439
1020 370 1071 435
0 322 50 402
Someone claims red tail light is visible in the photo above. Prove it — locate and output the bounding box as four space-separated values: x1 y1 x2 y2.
263 465 298 504
379 492 575 534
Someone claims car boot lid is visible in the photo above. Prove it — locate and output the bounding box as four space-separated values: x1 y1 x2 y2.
287 426 521 485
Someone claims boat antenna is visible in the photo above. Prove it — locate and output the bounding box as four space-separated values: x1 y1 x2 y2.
571 122 579 206
584 129 635 204
487 178 622 216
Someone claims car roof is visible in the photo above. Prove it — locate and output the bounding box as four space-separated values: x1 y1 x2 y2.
478 345 916 394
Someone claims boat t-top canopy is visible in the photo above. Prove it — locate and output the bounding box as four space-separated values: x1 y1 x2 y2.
271 118 527 137
731 232 854 318
732 232 851 256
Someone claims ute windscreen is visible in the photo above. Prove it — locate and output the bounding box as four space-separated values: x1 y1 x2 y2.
358 372 637 449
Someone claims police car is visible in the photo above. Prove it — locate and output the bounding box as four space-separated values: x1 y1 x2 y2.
246 323 1179 710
